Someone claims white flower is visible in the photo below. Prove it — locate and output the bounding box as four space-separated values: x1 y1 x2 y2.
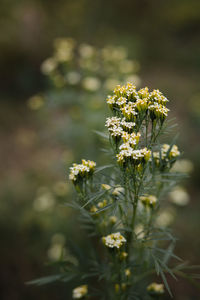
66 71 81 85
82 77 101 91
72 285 88 299
169 186 190 206
102 232 126 249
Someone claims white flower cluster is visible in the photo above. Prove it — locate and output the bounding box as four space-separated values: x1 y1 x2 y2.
72 285 88 299
147 282 164 294
41 38 140 92
140 194 157 208
102 232 126 249
117 147 151 165
106 82 170 122
153 144 180 165
69 159 96 182
121 118 135 132
149 103 169 119
105 117 138 144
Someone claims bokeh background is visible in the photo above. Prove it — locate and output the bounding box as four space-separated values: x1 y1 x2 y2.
0 1 200 299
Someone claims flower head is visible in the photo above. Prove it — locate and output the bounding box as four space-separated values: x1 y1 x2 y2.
102 232 126 249
72 285 88 299
147 282 164 295
69 159 96 183
140 194 157 208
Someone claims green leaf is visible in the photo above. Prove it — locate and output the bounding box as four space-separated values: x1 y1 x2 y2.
94 164 114 174
160 268 173 297
93 130 109 140
26 274 64 286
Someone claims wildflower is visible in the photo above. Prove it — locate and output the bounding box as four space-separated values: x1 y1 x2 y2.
140 147 151 162
79 43 95 58
82 159 96 170
121 118 136 132
163 144 180 159
140 194 157 208
135 98 149 112
105 117 121 129
53 38 75 62
150 89 169 105
28 95 44 110
125 268 131 277
116 96 127 107
171 159 194 173
106 95 117 110
53 181 69 196
33 189 55 212
109 126 123 144
169 186 189 206
72 285 88 299
121 131 130 142
41 57 57 74
119 59 135 73
66 71 81 85
116 149 133 165
47 243 64 261
109 216 117 224
82 77 101 91
102 232 126 249
134 224 145 239
138 87 149 99
121 102 138 121
122 132 141 146
147 282 164 295
69 159 96 183
116 147 151 166
156 208 176 227
153 144 180 167
113 84 126 97
97 199 107 208
112 186 124 196
120 251 128 260
90 205 98 213
101 183 111 190
149 103 169 122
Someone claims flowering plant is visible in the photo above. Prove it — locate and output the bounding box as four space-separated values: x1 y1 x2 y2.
29 82 200 299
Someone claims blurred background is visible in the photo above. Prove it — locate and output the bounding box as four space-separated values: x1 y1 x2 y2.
0 0 200 299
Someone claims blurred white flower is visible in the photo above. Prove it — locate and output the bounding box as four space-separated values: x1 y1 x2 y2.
47 243 64 261
33 188 55 211
119 60 135 73
156 208 176 227
51 233 66 245
53 181 69 196
102 46 127 61
28 95 44 110
134 224 145 239
169 186 190 206
41 57 57 74
82 77 101 91
79 43 95 58
66 71 81 85
112 186 124 196
54 38 75 62
171 159 194 174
